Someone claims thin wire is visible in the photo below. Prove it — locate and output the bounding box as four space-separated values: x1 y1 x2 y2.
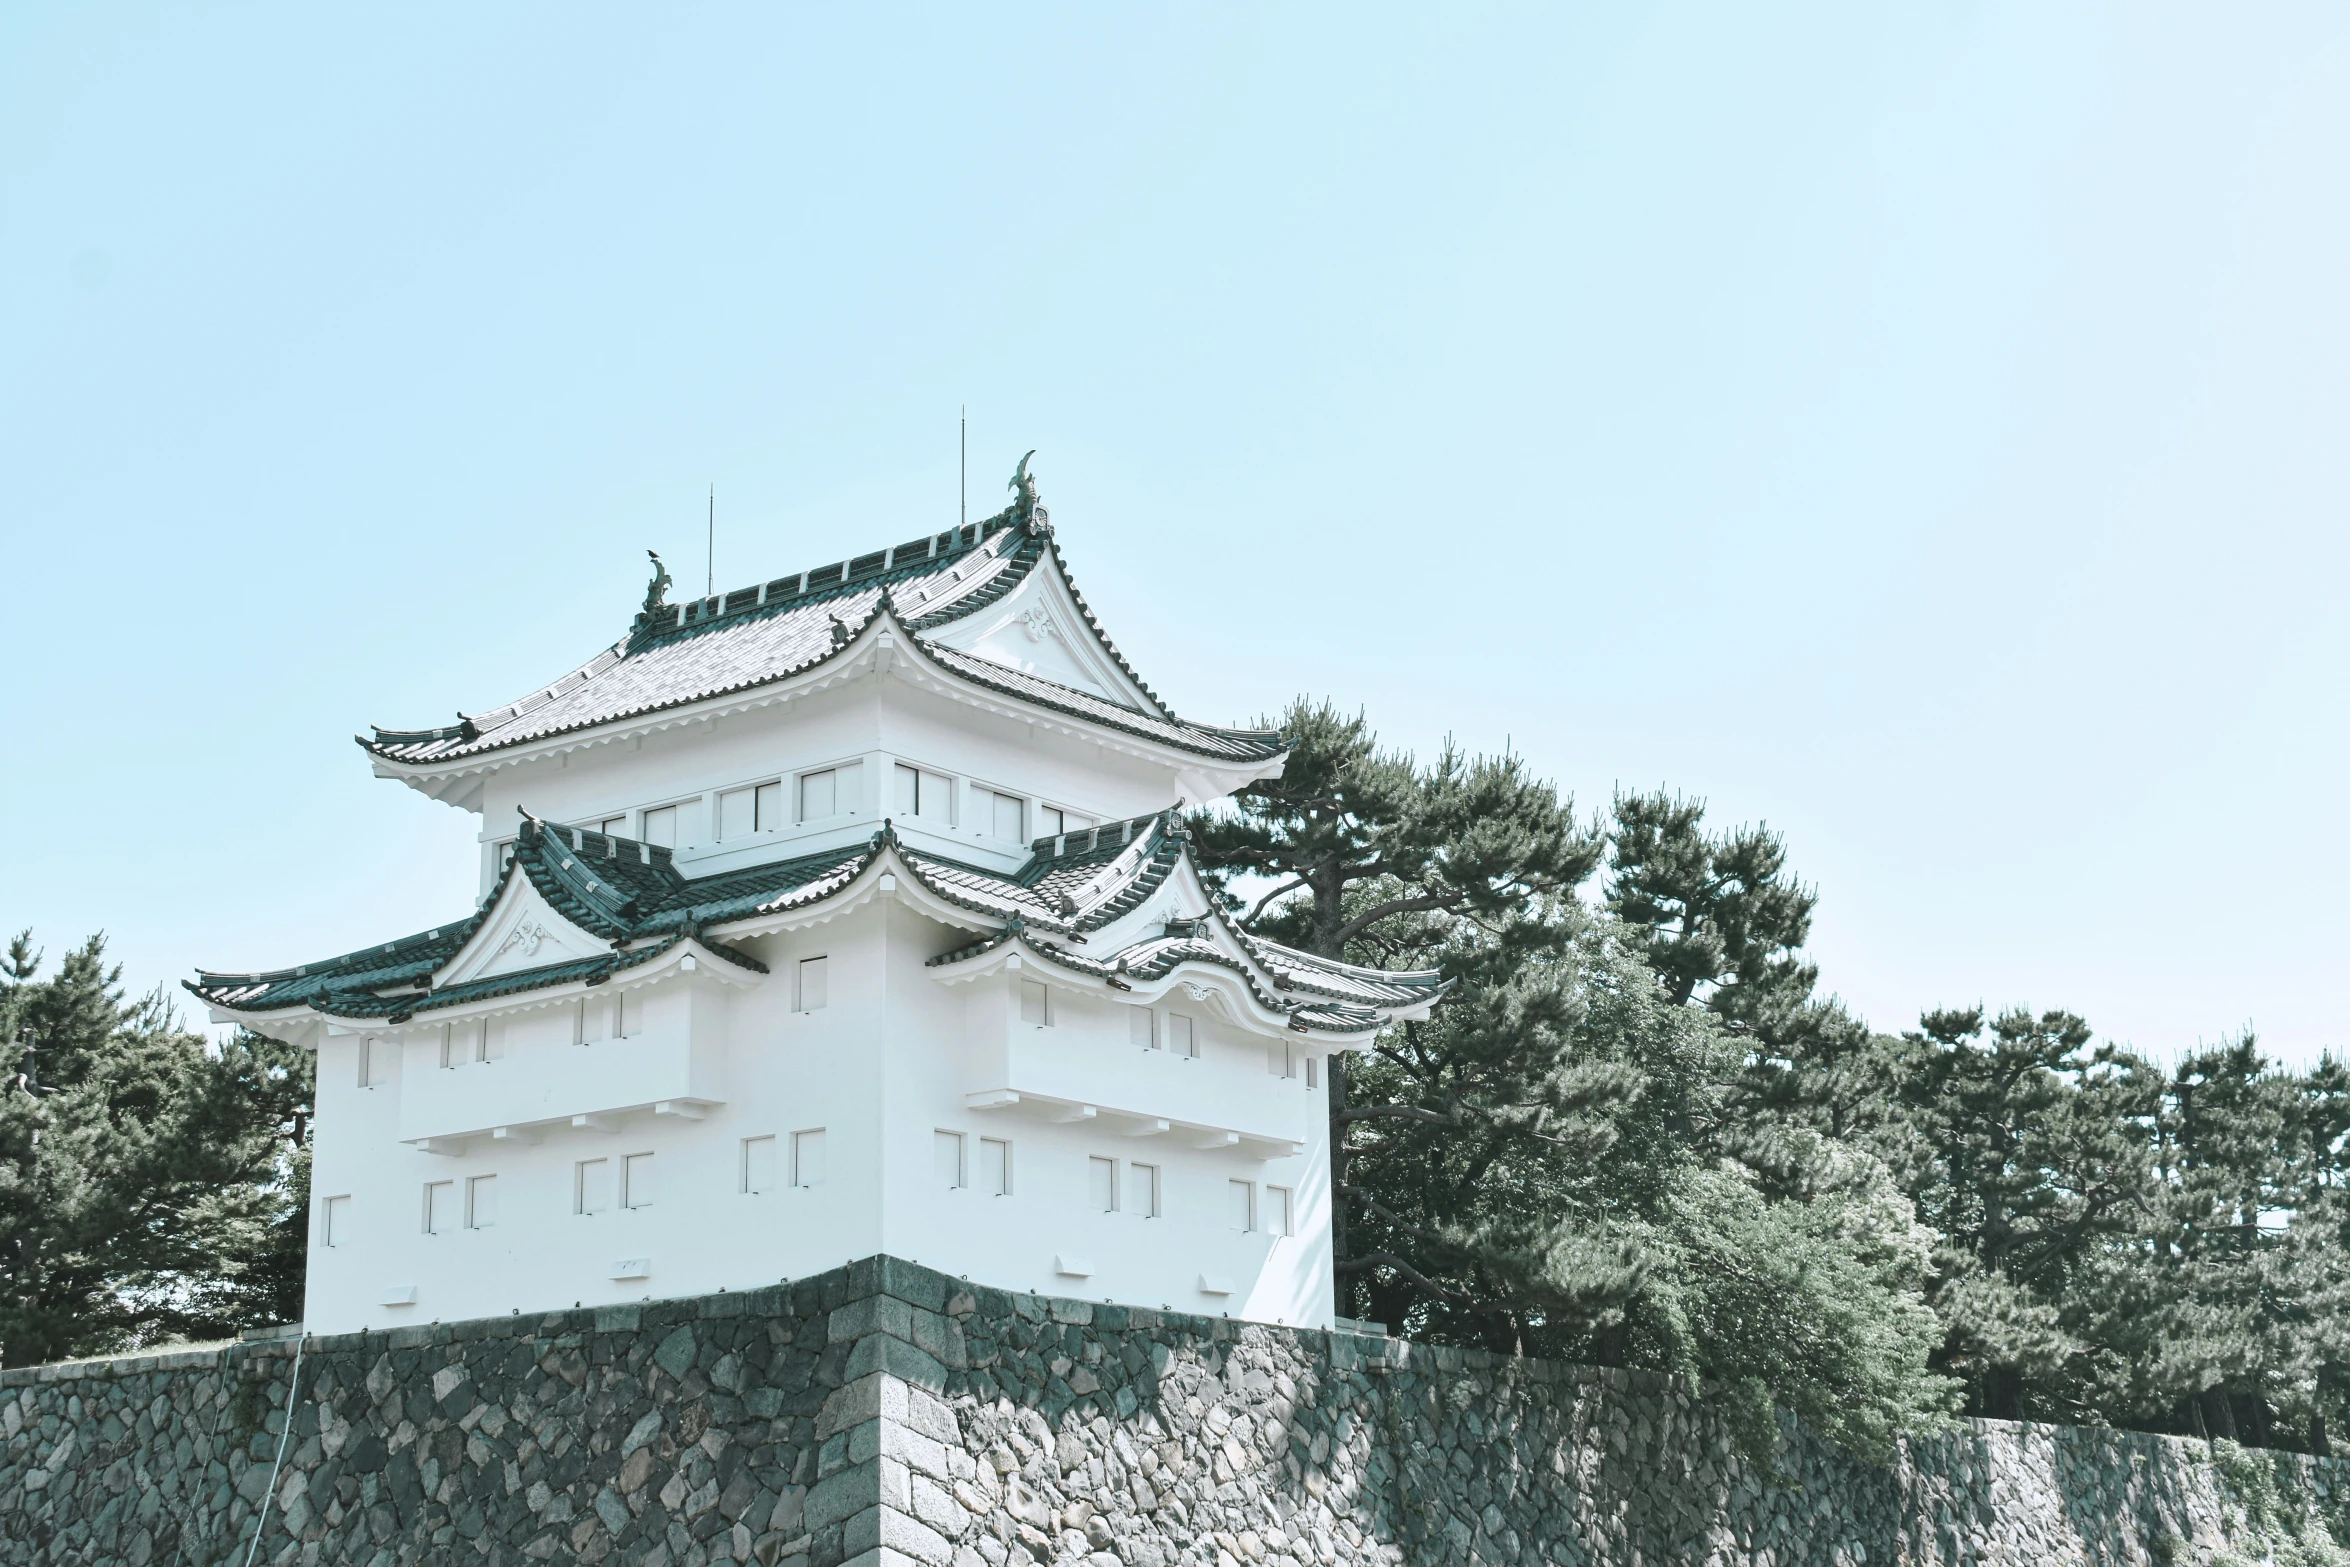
238 1332 308 1567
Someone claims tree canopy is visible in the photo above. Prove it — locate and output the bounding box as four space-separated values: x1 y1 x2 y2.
0 930 309 1368
1196 697 2350 1461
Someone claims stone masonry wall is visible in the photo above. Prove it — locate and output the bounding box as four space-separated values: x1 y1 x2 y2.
4 1256 2347 1567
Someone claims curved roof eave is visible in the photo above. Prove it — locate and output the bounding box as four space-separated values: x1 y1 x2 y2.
361 603 1286 787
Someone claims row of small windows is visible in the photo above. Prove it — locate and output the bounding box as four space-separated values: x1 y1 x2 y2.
1021 989 1319 1086
355 961 831 1088
502 759 1096 866
358 968 1318 1095
318 1133 830 1245
321 1130 1291 1244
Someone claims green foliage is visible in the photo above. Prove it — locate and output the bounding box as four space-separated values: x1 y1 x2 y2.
0 929 312 1367
1193 701 1956 1462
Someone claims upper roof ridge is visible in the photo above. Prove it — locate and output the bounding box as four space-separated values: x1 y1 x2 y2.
621 504 1023 657
358 460 1289 771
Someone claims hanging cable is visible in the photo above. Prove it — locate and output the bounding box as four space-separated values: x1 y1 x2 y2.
239 1331 308 1567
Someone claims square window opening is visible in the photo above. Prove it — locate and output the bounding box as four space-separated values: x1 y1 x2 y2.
466 1174 497 1230
743 1135 778 1195
718 786 757 841
792 1129 826 1188
622 1152 655 1210
979 1137 1012 1196
576 1158 611 1216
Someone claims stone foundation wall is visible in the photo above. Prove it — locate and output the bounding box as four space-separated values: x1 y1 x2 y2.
3 1256 2346 1566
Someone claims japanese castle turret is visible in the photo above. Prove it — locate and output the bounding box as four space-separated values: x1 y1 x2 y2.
193 462 1443 1335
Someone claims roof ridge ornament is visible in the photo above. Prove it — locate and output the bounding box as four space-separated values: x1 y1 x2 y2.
627 551 676 642
640 551 672 618
1009 451 1050 538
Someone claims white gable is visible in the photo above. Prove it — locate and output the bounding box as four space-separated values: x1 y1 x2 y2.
921 560 1165 715
437 878 605 986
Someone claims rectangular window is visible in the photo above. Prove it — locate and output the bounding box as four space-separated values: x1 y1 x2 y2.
797 956 829 1012
718 786 757 841
1169 1014 1196 1058
1018 979 1050 1026
1088 1156 1118 1214
466 1174 497 1230
978 1137 1012 1196
754 779 783 831
641 804 679 849
935 1129 966 1188
1040 805 1065 838
895 767 953 824
743 1135 778 1195
799 767 839 821
478 1021 504 1063
358 1036 384 1088
424 1180 458 1235
792 1129 826 1188
439 1024 460 1069
622 1152 655 1210
1128 1006 1157 1050
322 1194 351 1247
1128 1162 1161 1218
1266 1185 1293 1238
613 992 633 1039
1306 1055 1320 1089
600 815 629 838
990 790 1025 842
1228 1179 1255 1233
576 1158 611 1216
1270 1044 1296 1079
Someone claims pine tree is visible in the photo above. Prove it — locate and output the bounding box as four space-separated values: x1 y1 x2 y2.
0 931 306 1367
1894 1006 2161 1420
1189 698 1602 1312
1605 789 1818 1031
1193 702 1952 1459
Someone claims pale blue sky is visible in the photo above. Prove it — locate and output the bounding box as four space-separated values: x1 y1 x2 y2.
5 6 2346 1064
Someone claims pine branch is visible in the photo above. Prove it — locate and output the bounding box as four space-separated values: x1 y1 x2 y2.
1336 1103 1458 1128
1334 1251 1467 1302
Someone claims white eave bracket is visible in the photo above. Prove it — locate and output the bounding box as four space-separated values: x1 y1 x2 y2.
963 1090 1303 1161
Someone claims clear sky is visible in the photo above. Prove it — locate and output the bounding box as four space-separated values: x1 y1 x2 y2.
5 6 2346 1066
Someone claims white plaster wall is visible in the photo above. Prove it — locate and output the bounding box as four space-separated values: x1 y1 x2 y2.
303 893 1335 1336
468 674 1212 898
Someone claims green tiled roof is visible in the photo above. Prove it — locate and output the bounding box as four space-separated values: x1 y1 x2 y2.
190 808 1443 1036
923 903 1448 1037
362 489 1283 768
